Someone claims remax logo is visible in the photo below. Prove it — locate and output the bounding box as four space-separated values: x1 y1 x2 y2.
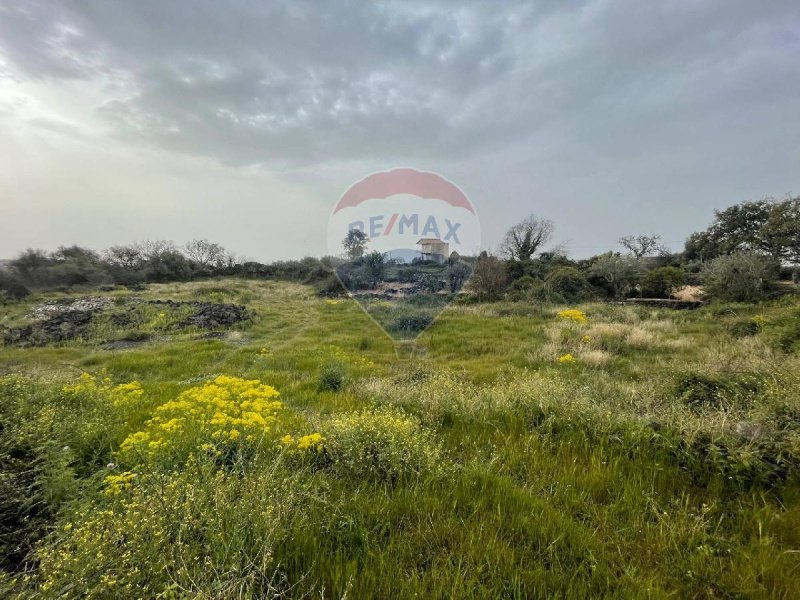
327 168 480 261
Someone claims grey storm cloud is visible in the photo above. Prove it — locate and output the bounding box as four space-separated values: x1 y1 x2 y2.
1 0 799 262
2 0 796 166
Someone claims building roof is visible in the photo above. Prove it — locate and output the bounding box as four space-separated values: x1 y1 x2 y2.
416 238 444 245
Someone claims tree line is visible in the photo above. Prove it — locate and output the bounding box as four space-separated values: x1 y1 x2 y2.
470 195 799 303
1 195 798 304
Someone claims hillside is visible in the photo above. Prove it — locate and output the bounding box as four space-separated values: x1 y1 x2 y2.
1 279 799 598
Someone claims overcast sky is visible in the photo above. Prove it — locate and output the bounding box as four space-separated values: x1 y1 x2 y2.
1 0 798 261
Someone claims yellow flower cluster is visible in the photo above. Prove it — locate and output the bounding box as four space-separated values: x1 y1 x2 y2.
556 309 588 323
119 376 283 462
557 353 577 364
103 471 136 495
62 372 145 407
281 432 325 453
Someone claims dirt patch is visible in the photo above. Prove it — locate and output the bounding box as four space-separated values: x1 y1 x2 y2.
672 285 705 302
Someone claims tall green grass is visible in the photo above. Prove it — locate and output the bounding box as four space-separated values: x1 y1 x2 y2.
1 279 799 598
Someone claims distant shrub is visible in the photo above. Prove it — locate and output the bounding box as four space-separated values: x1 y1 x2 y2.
397 267 421 283
315 274 347 297
729 319 762 338
546 267 592 302
469 256 508 301
389 314 434 335
511 275 538 292
447 261 472 293
507 275 543 302
586 254 644 299
418 273 444 293
641 266 684 298
322 408 442 484
0 270 30 301
701 253 778 302
317 362 346 392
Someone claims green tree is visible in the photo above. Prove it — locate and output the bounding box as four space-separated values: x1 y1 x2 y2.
642 266 684 298
363 251 386 288
343 229 369 260
685 197 800 263
447 261 472 293
701 253 778 302
587 254 643 299
545 267 592 302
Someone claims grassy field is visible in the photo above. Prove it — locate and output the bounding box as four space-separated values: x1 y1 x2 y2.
1 278 799 598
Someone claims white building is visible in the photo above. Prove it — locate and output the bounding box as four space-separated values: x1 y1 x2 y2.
417 238 449 263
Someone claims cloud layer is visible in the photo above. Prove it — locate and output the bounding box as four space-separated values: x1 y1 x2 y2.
1 0 799 258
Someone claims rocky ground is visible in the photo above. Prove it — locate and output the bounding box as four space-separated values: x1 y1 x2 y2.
2 297 251 347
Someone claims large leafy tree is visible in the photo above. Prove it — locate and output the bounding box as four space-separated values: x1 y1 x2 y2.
342 229 369 260
362 251 386 288
685 197 800 263
587 254 643 299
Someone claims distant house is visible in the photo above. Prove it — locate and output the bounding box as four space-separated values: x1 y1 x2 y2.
416 238 449 264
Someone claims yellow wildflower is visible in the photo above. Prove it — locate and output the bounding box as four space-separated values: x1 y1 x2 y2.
297 433 325 453
556 309 588 323
103 471 136 495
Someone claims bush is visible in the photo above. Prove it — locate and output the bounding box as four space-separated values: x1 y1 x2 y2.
388 313 434 335
469 256 508 301
511 274 538 292
321 408 442 484
317 362 346 392
315 274 347 297
674 373 762 412
546 267 592 302
0 270 30 301
701 253 778 302
675 374 730 411
587 255 643 299
447 261 472 293
397 267 421 283
117 376 285 469
507 275 541 301
729 319 761 338
419 273 444 293
35 464 308 598
641 266 684 298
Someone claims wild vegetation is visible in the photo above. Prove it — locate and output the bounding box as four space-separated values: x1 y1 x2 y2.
0 276 799 598
1 195 799 597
